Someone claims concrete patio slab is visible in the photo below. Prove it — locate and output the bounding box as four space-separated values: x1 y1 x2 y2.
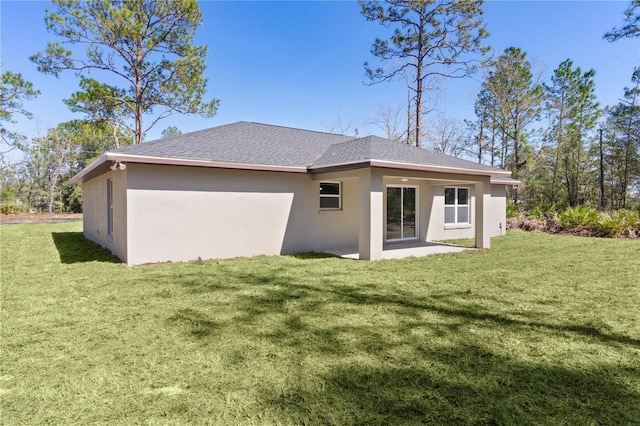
324 241 477 260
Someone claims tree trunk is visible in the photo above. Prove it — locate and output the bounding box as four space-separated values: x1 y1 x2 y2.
598 129 605 210
477 120 484 163
135 50 144 144
406 85 412 145
415 91 421 147
414 10 425 148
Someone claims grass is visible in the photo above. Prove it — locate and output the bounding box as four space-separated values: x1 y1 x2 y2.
1 222 639 425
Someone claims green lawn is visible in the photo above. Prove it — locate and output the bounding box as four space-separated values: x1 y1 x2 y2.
1 222 639 425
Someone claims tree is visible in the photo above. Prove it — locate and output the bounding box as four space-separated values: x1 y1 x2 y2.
161 126 182 139
472 83 501 166
64 78 130 148
367 102 408 142
604 0 640 41
606 68 640 208
359 0 489 147
0 71 39 165
325 114 359 137
13 120 127 213
545 59 600 207
423 114 472 158
31 0 219 145
476 47 544 202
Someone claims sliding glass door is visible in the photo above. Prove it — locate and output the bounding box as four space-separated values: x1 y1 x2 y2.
386 185 418 241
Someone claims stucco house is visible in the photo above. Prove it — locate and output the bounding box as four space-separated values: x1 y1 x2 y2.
71 121 518 265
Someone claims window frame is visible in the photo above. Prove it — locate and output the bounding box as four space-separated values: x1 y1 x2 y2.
107 178 114 237
444 186 470 226
385 184 420 242
319 181 342 211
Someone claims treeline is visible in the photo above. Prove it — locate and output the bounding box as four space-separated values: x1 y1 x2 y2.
1 0 213 214
1 121 133 213
468 50 639 211
1 0 638 215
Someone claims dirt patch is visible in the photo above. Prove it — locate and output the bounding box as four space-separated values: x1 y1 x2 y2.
1 213 82 223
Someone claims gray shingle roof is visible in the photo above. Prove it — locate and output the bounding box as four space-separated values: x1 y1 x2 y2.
108 121 508 174
111 121 353 167
310 135 503 173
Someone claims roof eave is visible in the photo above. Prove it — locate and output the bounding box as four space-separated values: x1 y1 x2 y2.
310 159 512 178
72 153 515 185
108 153 308 173
69 154 108 185
490 177 521 186
71 152 309 184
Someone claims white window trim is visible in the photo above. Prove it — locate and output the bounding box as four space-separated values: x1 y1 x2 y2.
107 178 114 238
444 186 470 226
319 181 342 211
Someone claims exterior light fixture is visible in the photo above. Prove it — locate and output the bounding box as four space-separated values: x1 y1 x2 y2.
401 178 409 182
110 161 127 171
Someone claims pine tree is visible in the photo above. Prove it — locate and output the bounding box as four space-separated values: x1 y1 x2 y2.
31 0 218 144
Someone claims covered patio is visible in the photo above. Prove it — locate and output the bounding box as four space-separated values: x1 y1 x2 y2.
312 166 501 261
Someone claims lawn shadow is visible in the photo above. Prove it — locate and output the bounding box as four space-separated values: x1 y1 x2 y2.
166 262 640 423
168 308 221 338
286 252 344 260
327 286 640 349
176 262 640 349
258 343 640 425
51 232 120 264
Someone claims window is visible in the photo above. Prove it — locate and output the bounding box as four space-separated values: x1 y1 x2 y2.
444 187 469 225
319 182 341 210
107 178 114 236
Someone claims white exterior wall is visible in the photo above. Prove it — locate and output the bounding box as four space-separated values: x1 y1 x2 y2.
426 183 506 241
82 169 127 261
124 164 360 265
310 178 360 251
80 163 509 264
490 184 508 237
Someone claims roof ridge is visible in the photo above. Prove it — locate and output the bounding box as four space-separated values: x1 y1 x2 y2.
310 135 375 168
247 121 353 138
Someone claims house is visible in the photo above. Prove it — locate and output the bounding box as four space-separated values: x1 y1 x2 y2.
70 121 519 265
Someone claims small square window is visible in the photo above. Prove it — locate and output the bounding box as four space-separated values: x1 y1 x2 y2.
320 182 341 210
444 187 470 225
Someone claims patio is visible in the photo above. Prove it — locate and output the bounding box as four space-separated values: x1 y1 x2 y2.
324 240 477 260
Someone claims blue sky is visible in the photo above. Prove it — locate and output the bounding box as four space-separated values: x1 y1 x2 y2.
1 0 638 158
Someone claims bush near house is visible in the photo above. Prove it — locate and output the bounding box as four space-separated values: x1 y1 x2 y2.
508 206 640 238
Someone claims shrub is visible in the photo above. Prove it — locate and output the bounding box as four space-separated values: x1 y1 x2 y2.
595 212 626 237
0 204 27 214
506 201 518 219
527 204 557 220
558 206 600 230
618 209 640 236
623 210 640 230
518 205 640 239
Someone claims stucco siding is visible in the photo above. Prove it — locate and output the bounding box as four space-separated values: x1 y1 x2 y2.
426 183 507 241
124 164 360 265
80 162 509 264
426 185 476 241
82 170 127 261
309 178 360 251
490 184 507 236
